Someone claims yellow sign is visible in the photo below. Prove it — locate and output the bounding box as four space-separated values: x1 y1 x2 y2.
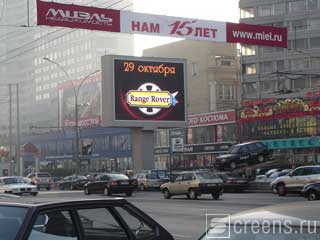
126 90 172 108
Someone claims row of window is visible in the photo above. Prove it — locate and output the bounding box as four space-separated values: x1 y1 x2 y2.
241 0 320 18
37 135 131 156
154 124 237 147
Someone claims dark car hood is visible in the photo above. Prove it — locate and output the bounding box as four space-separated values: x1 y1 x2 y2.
216 154 238 159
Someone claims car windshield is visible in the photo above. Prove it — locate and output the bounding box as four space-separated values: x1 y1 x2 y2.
228 146 240 154
3 178 24 185
196 172 219 180
109 174 128 180
37 173 50 177
0 206 28 240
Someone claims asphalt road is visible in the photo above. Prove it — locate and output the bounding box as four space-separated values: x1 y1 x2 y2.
34 190 304 240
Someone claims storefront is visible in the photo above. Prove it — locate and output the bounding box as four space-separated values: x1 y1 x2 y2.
239 97 320 165
154 110 237 170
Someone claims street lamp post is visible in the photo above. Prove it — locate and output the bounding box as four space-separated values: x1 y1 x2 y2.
43 57 100 171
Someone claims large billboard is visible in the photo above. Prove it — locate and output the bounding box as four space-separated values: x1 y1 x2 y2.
37 0 287 48
59 73 101 128
102 55 187 129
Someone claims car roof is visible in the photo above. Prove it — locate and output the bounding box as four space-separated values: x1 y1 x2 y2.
0 176 23 179
0 198 128 208
233 141 261 147
229 201 320 224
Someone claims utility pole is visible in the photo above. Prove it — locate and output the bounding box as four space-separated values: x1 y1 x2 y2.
16 84 22 176
8 84 13 175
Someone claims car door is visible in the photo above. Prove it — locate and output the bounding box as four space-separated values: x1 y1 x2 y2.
306 167 320 184
248 143 258 163
27 209 79 240
169 174 184 194
180 173 194 194
286 167 306 190
239 146 250 164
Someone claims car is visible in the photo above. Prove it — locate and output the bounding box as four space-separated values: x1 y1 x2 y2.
84 173 137 197
160 171 224 200
302 182 320 201
271 165 320 196
26 172 52 190
215 141 271 170
0 176 38 196
215 172 249 192
134 173 167 191
0 198 174 240
85 172 99 181
200 201 320 239
57 175 89 190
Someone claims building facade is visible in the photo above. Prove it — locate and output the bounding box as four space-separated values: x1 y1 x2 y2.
239 0 320 164
240 0 320 100
143 40 240 114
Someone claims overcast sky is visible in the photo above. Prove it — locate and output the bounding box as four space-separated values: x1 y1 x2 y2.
133 0 240 55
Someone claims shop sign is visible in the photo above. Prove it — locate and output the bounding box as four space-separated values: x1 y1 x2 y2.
188 110 236 127
263 137 320 150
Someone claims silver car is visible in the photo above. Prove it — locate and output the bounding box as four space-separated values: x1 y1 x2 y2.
134 173 165 191
0 177 38 196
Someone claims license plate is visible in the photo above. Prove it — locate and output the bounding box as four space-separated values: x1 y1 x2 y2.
121 182 129 185
207 184 216 187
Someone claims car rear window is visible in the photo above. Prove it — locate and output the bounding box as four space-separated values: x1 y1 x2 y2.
108 174 129 180
196 172 220 180
37 173 50 177
0 206 28 240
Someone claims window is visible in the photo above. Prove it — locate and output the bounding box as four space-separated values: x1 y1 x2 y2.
248 143 257 152
310 37 320 48
294 77 307 89
240 7 254 18
309 19 320 30
244 63 256 75
288 0 306 13
307 0 318 9
261 61 273 73
29 211 77 240
276 60 285 71
0 206 27 240
77 208 128 240
258 4 273 16
241 45 256 56
115 206 157 240
291 168 304 176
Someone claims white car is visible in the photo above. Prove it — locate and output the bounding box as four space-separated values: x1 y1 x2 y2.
0 176 38 196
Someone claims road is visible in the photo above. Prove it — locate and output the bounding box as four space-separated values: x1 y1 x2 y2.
35 190 304 240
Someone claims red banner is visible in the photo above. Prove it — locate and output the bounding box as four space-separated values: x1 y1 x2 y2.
226 22 287 48
188 110 236 127
37 0 120 32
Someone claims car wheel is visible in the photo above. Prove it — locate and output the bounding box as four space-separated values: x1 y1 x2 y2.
84 187 91 195
188 188 198 200
277 183 287 196
271 185 278 194
163 188 171 199
258 155 265 163
212 193 220 200
139 184 146 191
307 190 318 201
126 191 133 197
230 162 237 169
32 192 38 196
104 187 111 196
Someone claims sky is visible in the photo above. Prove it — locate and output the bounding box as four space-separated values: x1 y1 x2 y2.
133 0 240 55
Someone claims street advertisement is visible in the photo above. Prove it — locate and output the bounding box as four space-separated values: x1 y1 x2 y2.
36 0 120 32
59 73 101 128
188 110 236 127
120 11 226 43
37 0 287 48
114 58 186 122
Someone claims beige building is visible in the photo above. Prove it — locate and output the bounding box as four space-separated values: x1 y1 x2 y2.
143 40 240 114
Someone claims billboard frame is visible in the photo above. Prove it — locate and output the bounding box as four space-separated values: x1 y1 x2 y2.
101 55 188 130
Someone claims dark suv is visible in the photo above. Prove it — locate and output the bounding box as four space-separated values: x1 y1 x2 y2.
215 142 270 170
